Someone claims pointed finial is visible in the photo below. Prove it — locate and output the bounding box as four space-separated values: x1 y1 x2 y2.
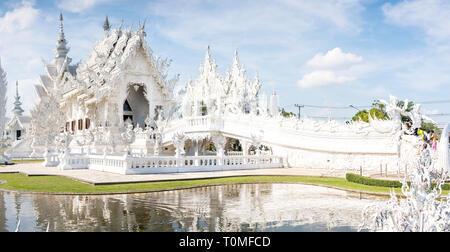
55 12 69 59
12 80 24 117
206 45 211 59
233 49 240 66
103 15 111 32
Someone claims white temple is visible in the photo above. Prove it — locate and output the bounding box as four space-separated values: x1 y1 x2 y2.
1 14 447 174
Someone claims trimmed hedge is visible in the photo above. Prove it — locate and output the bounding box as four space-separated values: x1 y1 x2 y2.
346 173 450 190
346 173 402 188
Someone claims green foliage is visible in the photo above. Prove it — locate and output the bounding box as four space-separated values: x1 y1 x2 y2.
346 173 450 191
281 108 296 118
346 173 403 188
352 99 418 124
422 122 442 138
352 107 387 123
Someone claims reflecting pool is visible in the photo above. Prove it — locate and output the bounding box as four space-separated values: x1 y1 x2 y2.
0 183 387 232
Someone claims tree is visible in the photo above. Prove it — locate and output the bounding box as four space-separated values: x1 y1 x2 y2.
281 108 295 118
396 100 414 123
422 122 442 139
352 101 388 123
352 99 414 123
30 93 66 151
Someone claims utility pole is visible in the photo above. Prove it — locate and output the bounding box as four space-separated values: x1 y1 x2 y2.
294 104 304 119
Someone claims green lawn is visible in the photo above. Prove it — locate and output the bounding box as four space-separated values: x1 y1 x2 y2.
0 173 441 195
12 160 44 163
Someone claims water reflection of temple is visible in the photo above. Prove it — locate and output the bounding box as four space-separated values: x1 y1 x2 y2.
0 184 383 232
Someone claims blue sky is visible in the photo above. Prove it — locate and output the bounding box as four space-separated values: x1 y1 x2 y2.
1 0 449 126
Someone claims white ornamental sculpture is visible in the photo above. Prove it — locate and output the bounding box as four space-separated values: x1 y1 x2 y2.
172 132 186 158
378 96 408 133
259 92 268 117
121 119 136 155
269 91 279 117
407 104 436 131
76 129 94 154
0 58 12 164
360 142 450 232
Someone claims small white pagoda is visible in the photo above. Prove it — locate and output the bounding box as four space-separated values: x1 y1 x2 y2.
4 81 33 158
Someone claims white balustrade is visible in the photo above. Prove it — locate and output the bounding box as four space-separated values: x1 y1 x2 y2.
59 153 283 175
44 152 60 167
227 151 243 156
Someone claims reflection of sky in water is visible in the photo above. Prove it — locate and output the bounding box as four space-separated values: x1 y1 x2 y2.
0 184 387 232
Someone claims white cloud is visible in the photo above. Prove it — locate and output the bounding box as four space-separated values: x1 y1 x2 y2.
383 0 450 43
277 0 365 31
148 0 366 52
0 0 39 33
56 0 111 13
307 47 362 70
298 48 362 88
298 70 354 88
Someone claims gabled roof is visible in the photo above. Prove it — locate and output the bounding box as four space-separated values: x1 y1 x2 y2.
74 26 178 101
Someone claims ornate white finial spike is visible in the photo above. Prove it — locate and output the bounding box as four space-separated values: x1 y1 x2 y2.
233 49 240 67
55 13 69 60
12 80 24 117
205 45 211 60
103 15 111 32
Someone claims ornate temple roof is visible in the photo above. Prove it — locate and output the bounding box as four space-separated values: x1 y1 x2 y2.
35 15 178 105
72 20 178 101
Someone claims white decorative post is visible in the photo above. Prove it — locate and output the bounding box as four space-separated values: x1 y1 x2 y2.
57 131 73 170
212 133 226 165
172 132 186 158
121 118 136 155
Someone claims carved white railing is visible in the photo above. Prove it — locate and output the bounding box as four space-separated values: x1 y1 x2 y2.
125 154 283 175
59 153 283 174
44 152 60 167
58 153 90 170
227 151 243 156
185 115 223 132
88 154 129 174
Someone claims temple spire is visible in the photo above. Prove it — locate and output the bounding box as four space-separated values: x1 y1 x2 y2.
12 81 24 117
55 13 69 60
103 15 111 32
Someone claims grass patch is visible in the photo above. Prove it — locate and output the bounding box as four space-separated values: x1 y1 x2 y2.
0 173 437 195
12 160 44 163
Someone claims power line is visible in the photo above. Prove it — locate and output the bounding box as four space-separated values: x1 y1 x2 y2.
295 99 450 110
300 104 371 109
418 100 450 104
424 113 450 117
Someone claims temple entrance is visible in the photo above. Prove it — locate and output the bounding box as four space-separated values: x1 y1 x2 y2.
123 84 150 127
